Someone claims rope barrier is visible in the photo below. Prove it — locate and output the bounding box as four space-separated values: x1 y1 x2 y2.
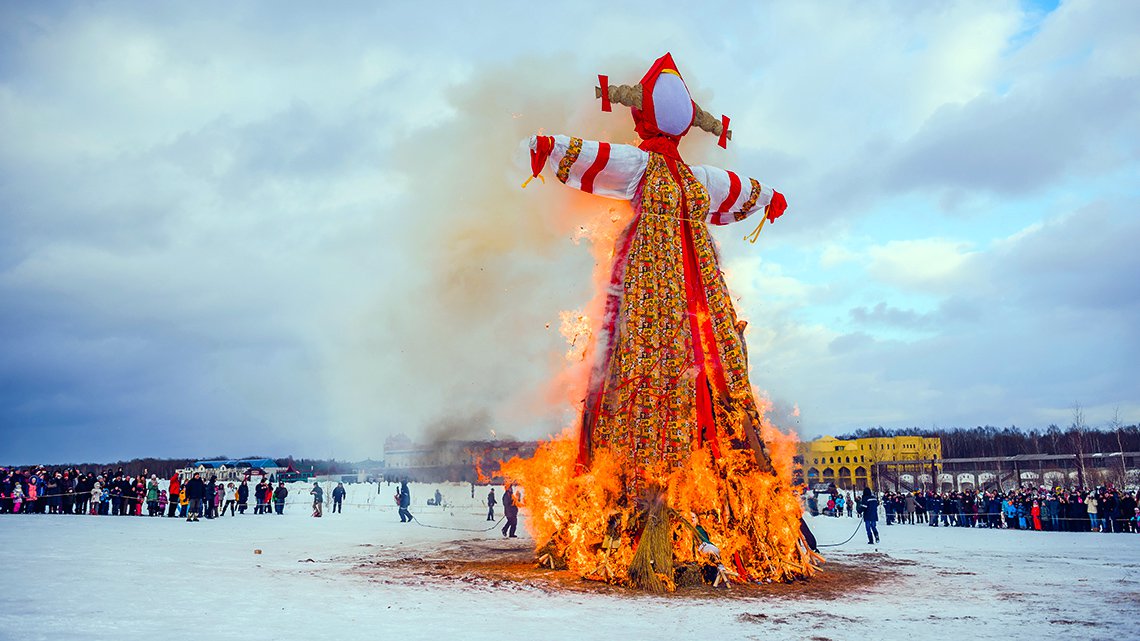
816 518 866 548
409 514 506 533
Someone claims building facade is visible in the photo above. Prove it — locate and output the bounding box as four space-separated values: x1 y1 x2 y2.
797 435 942 490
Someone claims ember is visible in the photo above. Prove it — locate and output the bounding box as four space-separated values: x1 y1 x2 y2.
507 54 819 591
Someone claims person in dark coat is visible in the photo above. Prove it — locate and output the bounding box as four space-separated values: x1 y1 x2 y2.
204 476 217 519
397 481 412 523
859 487 880 544
501 484 518 538
486 488 497 521
331 483 346 513
237 480 250 514
310 482 324 517
273 482 288 515
184 473 206 522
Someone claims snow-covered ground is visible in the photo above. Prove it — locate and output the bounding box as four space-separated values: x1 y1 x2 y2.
0 481 1136 641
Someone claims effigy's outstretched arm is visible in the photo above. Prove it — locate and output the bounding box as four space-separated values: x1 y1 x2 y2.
688 164 788 230
524 135 648 200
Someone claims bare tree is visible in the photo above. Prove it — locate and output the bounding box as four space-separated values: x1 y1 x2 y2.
1110 406 1128 487
1071 402 1088 489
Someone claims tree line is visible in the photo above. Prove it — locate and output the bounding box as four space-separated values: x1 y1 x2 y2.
833 424 1140 459
14 456 359 477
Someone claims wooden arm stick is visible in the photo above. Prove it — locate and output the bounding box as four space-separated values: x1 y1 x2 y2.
595 83 732 141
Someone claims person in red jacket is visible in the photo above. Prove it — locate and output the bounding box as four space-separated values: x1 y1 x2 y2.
167 474 181 517
1031 501 1042 531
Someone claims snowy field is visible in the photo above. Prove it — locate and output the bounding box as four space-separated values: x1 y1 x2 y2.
0 481 1136 641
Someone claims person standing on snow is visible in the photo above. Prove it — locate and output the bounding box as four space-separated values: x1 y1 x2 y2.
501 484 519 538
237 480 250 514
331 483 346 514
310 482 324 517
273 482 288 515
167 474 181 517
184 473 206 522
397 481 412 523
859 487 880 545
486 488 497 521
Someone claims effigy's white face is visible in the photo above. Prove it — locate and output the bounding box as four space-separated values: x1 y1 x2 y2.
652 73 693 136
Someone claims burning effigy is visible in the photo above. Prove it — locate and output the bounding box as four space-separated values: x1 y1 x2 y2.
503 54 821 592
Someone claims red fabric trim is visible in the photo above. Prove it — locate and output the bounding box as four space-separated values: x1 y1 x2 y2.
530 135 554 178
666 157 723 460
766 191 788 222
716 171 742 214
631 53 694 147
599 74 611 112
580 142 611 194
718 114 730 149
638 136 682 162
576 213 641 472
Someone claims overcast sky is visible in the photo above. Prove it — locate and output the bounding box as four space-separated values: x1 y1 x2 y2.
2 1 1137 465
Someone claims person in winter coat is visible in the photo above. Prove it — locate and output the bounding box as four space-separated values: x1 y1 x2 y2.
501 484 519 538
167 475 181 517
486 488 497 521
237 480 250 514
178 487 188 518
204 476 218 519
397 481 412 523
157 489 168 515
858 487 880 545
310 483 324 517
184 473 206 522
1086 494 1100 532
89 480 102 515
222 483 238 516
12 483 24 513
213 483 224 518
273 482 288 515
146 476 160 516
254 479 269 515
1031 501 1042 531
331 483 346 514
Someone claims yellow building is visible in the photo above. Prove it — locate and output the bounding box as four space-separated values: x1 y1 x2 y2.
797 435 942 490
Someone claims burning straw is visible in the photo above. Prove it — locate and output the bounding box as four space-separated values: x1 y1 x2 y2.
501 407 821 592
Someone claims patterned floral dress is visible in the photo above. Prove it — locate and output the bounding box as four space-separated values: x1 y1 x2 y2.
528 134 788 480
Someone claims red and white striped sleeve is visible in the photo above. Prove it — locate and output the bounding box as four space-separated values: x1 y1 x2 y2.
689 164 788 227
528 135 647 200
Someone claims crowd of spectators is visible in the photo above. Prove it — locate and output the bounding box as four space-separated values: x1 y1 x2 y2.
807 483 1140 533
0 466 292 520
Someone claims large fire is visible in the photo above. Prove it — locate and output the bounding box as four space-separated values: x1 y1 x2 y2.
500 204 822 591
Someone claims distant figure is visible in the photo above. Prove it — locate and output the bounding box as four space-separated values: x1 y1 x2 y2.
859 487 880 545
310 482 324 517
237 480 249 514
487 488 497 521
398 481 412 523
434 489 443 508
167 474 181 517
273 482 288 515
332 483 346 513
501 484 518 538
223 483 238 516
184 472 205 522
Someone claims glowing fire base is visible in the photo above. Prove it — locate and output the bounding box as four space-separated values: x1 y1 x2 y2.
502 432 822 593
